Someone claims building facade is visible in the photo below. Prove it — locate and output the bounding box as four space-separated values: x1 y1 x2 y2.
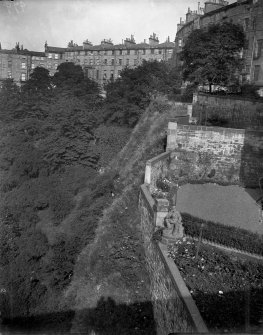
174 0 263 93
0 34 174 86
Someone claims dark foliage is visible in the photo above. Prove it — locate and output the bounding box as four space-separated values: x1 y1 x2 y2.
104 60 181 126
169 239 263 332
182 213 263 255
181 22 246 91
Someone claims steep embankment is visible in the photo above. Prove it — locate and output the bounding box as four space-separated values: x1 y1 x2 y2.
62 98 187 334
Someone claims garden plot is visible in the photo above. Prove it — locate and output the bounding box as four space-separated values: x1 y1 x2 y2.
176 183 263 234
168 238 263 333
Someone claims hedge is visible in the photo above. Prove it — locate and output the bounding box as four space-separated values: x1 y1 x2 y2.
181 213 263 256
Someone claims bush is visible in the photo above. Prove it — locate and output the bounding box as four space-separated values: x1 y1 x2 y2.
182 213 263 255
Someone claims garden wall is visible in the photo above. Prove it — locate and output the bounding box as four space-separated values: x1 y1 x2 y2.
193 93 263 129
167 123 263 187
139 184 208 335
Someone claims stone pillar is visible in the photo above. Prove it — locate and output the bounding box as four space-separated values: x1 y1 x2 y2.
187 104 193 119
166 122 177 151
155 198 169 227
192 92 198 104
144 161 152 185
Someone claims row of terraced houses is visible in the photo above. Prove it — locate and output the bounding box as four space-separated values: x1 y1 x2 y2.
0 34 174 86
174 0 263 94
0 0 262 91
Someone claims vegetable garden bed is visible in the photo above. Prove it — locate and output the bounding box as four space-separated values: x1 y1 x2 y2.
168 238 263 333
182 213 263 256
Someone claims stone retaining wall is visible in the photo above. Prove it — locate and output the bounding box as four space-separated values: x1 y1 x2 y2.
193 93 263 130
167 123 263 187
139 184 208 335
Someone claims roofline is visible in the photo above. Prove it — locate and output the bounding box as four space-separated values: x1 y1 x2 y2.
176 0 251 36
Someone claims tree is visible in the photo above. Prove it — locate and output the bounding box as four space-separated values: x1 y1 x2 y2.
53 62 84 89
181 22 246 92
22 67 52 94
104 60 181 126
0 79 21 121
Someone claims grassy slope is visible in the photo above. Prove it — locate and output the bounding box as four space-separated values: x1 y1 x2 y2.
60 98 187 333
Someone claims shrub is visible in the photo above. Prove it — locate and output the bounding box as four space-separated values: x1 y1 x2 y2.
182 213 263 255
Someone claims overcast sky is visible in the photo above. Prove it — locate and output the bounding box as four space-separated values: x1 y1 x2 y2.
0 0 236 52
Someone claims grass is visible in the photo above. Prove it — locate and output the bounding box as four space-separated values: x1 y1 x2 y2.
62 99 189 333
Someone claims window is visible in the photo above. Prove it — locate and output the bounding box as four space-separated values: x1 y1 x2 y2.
48 53 52 59
90 59 93 65
54 63 58 69
111 59 114 65
55 54 59 59
110 71 114 80
254 65 261 81
126 59 129 66
21 62 26 69
118 70 121 77
127 50 130 55
254 40 263 59
96 70 99 79
104 59 107 65
151 49 155 54
142 49 146 55
168 49 173 54
103 71 107 80
32 56 35 60
178 39 182 47
134 59 137 66
119 59 122 65
134 50 138 55
119 50 123 55
31 63 35 69
21 73 26 81
243 18 249 32
159 49 162 54
111 50 114 55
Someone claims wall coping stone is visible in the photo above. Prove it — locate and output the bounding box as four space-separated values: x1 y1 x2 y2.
146 151 171 166
140 184 155 216
197 92 263 104
177 124 246 134
157 242 209 333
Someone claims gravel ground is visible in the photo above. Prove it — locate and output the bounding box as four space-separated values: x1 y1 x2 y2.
176 183 263 234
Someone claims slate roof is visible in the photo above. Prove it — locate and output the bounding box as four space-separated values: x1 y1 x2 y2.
45 46 66 53
0 49 45 56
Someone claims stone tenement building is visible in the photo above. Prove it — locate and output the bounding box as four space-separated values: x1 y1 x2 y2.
174 0 263 93
0 34 174 86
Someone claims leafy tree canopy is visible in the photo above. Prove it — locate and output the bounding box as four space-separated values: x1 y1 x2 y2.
181 22 246 91
52 62 101 100
104 60 181 126
0 79 24 121
22 67 52 96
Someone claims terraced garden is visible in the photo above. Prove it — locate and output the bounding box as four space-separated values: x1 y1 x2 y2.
168 238 263 333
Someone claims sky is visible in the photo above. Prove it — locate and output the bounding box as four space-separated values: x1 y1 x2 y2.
0 0 236 52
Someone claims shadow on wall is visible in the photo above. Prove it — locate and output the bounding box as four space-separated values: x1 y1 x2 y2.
169 286 263 334
240 129 263 188
1 297 156 335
